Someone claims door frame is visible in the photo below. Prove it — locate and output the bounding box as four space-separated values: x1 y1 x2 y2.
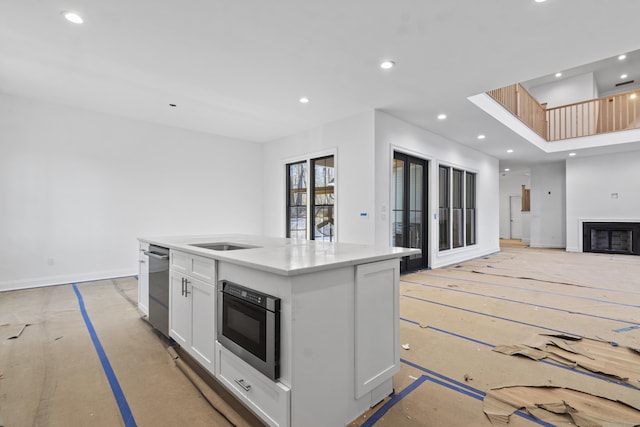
392 151 429 273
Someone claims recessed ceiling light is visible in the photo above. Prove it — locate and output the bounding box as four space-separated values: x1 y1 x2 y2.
535 0 546 3
380 60 395 70
569 152 576 157
555 72 562 78
507 149 514 153
621 74 628 79
477 134 486 140
631 93 638 99
504 168 510 172
618 54 627 60
437 114 447 120
299 97 309 104
62 11 83 24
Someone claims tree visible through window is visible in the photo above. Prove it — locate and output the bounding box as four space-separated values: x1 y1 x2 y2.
286 155 335 241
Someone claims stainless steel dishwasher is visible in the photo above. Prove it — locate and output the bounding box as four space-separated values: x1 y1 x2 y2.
144 245 170 337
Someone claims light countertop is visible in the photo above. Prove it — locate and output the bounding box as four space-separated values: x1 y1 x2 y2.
139 234 420 276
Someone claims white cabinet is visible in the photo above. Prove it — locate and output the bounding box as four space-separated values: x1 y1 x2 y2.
138 242 149 315
354 259 400 400
216 342 290 427
169 251 216 373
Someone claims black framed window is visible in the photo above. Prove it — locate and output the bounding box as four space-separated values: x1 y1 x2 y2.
439 166 477 251
286 155 335 241
311 156 335 241
438 166 450 250
286 161 307 240
452 169 464 248
465 173 476 246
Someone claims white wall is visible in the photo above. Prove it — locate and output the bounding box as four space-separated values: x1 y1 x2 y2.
499 171 530 239
374 111 500 268
528 72 596 108
0 94 263 291
529 162 566 248
261 111 375 244
566 150 640 252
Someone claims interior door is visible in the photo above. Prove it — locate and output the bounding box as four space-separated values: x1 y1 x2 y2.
392 152 428 272
509 196 523 239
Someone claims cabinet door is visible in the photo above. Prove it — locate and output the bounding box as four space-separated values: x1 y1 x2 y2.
189 277 216 372
138 248 149 315
354 259 400 399
169 271 190 347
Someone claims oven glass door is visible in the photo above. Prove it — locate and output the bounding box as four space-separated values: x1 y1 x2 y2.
222 293 267 362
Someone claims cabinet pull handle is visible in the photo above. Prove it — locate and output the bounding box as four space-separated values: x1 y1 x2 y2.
184 279 191 296
234 379 251 392
181 278 185 296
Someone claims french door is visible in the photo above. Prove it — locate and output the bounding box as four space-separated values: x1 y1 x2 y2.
392 152 428 272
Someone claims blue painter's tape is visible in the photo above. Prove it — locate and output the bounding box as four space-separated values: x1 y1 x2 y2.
400 316 639 390
360 375 428 427
402 279 640 326
614 325 640 333
72 283 137 427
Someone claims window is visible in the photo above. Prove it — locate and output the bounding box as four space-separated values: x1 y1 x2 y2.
286 161 307 240
438 166 450 250
439 166 477 250
466 173 476 246
286 155 335 241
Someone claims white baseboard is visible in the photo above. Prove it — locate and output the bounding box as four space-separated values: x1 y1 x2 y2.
0 269 138 292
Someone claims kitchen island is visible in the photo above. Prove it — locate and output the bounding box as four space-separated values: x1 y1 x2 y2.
138 234 419 427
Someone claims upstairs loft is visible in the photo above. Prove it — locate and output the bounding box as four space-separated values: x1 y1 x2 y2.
486 83 639 142
468 50 640 155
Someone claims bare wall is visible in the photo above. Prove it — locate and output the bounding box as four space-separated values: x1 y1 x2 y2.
0 94 264 291
565 150 640 252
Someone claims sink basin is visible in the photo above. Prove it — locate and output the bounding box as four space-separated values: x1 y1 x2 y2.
189 242 260 251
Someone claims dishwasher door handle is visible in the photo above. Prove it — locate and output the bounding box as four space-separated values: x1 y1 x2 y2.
144 251 169 260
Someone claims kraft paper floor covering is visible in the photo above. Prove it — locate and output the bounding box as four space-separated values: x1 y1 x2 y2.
1 240 639 426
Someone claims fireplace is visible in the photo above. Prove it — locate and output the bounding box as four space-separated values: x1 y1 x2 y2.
583 222 640 255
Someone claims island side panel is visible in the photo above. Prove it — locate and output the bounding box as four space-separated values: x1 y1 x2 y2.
354 258 400 399
290 265 381 427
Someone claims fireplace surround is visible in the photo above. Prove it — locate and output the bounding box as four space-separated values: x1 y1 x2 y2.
582 222 640 255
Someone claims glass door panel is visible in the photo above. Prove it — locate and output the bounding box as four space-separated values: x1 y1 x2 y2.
393 152 428 272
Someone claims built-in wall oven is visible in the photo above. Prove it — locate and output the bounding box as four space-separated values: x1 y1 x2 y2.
217 280 281 381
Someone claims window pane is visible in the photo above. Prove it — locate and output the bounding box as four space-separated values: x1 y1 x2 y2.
452 169 464 248
466 173 476 246
286 162 307 239
312 156 334 241
439 166 450 250
392 158 405 247
409 163 423 259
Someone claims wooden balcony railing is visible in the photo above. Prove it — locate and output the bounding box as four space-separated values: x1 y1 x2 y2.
487 83 548 139
487 84 640 142
546 91 640 141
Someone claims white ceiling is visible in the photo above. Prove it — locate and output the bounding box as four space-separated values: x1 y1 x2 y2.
2 0 640 170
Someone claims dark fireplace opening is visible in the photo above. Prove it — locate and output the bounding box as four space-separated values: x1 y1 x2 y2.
583 222 639 255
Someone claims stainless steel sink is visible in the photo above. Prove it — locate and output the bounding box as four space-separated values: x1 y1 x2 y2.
188 242 260 251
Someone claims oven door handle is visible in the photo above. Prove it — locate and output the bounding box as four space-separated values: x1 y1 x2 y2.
144 251 169 260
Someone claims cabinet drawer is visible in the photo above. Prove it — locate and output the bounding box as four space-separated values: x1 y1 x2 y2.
170 250 216 284
216 343 290 427
189 253 216 283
